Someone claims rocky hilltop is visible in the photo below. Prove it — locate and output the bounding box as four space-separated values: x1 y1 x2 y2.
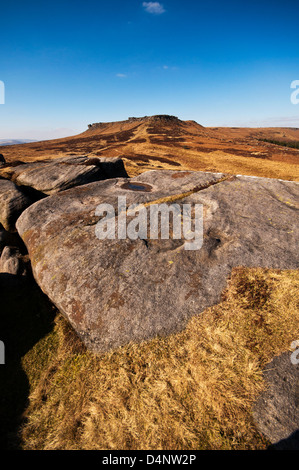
88 115 183 130
0 114 298 182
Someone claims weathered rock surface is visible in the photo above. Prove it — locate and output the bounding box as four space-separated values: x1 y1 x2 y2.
0 179 33 231
253 352 299 450
16 170 299 353
0 156 128 195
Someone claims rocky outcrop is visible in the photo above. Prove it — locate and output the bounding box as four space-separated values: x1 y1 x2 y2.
16 170 299 353
0 179 33 232
88 115 184 130
0 156 128 196
253 352 299 450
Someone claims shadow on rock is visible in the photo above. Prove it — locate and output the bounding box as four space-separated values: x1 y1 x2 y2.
268 429 299 450
0 273 56 449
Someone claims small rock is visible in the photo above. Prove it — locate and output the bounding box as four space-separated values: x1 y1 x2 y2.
0 246 28 277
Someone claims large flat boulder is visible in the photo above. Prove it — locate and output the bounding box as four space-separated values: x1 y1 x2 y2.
0 179 33 231
0 156 128 195
16 170 299 353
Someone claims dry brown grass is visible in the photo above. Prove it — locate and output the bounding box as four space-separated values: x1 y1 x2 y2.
20 267 299 450
1 117 299 182
123 147 299 180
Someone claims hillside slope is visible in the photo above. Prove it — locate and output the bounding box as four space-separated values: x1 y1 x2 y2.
1 115 299 180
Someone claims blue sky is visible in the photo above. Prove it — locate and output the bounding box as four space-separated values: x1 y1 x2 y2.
0 0 299 140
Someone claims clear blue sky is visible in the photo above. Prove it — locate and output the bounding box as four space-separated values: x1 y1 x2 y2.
0 0 299 140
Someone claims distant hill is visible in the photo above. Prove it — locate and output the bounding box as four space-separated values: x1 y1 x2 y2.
0 115 298 181
0 139 37 146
